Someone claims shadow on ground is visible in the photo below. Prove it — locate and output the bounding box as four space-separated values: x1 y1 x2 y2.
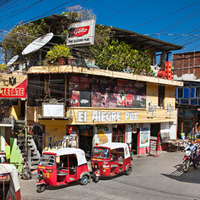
161 164 200 184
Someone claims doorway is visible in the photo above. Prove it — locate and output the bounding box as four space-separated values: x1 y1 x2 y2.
151 124 160 137
132 128 139 155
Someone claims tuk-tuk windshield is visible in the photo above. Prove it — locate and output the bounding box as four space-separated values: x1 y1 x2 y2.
39 154 55 166
92 147 109 159
0 155 7 163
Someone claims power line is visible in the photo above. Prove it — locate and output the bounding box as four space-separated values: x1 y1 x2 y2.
128 1 200 29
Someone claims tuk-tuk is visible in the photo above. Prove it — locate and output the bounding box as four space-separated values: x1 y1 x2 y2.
0 164 21 200
36 148 91 193
91 142 132 182
0 152 7 164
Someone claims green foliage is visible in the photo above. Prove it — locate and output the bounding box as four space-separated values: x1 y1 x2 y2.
1 20 49 63
62 5 95 21
45 44 71 62
95 40 152 75
0 64 8 72
84 25 152 75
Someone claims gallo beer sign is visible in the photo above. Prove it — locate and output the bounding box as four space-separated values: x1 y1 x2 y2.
0 74 27 98
67 19 96 46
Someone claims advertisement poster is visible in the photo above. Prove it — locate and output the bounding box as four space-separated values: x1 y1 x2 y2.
117 86 126 107
140 127 150 147
91 84 101 107
69 74 80 82
79 91 90 107
69 91 80 107
0 74 27 98
93 124 112 146
133 81 146 108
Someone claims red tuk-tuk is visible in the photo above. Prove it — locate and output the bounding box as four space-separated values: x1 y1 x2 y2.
91 142 132 182
36 148 91 192
0 164 21 200
0 152 7 164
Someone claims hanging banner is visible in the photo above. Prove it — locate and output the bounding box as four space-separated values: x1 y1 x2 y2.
0 74 27 98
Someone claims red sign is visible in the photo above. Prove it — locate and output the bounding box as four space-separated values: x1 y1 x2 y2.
73 26 90 37
0 74 27 98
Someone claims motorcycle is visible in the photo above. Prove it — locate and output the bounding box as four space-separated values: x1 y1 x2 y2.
182 148 199 172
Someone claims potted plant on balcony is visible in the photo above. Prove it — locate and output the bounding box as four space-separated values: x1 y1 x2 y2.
45 44 71 65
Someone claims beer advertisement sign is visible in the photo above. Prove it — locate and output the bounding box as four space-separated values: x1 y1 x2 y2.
67 19 96 46
0 74 27 98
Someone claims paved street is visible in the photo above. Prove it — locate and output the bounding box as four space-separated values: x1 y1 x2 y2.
20 151 200 200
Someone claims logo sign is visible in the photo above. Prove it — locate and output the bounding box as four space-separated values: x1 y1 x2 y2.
67 19 96 46
73 26 89 37
0 74 27 98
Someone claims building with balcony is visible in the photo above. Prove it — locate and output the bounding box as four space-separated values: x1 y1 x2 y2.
1 15 184 166
26 64 183 157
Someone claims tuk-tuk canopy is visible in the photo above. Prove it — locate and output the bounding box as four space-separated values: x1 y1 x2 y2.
97 142 130 159
49 148 87 166
0 164 20 193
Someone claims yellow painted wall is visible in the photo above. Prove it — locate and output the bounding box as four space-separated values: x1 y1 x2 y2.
44 124 66 149
165 86 175 108
146 83 158 107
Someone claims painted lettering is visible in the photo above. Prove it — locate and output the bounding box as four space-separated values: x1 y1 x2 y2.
125 112 139 121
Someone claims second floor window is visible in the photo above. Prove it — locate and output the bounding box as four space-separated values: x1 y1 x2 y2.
158 85 165 108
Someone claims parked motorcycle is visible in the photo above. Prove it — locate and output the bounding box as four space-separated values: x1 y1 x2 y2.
182 148 199 172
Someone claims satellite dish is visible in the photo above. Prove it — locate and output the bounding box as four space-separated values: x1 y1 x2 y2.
22 32 54 55
7 55 19 66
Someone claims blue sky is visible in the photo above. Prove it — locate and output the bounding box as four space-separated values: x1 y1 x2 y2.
1 0 200 58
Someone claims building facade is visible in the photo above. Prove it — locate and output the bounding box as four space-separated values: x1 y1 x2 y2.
26 65 182 156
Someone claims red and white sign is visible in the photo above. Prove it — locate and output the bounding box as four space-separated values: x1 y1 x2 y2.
67 19 96 46
0 74 27 98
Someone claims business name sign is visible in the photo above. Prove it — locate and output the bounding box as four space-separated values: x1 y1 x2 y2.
78 110 139 123
67 19 96 46
0 74 27 98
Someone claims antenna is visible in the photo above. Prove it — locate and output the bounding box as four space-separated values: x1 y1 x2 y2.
22 33 54 55
7 55 19 67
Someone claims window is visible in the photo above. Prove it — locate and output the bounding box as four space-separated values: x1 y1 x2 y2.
178 88 183 98
39 154 55 166
190 88 195 98
191 99 197 105
196 88 200 98
180 99 189 104
183 88 189 98
158 85 165 107
92 147 109 159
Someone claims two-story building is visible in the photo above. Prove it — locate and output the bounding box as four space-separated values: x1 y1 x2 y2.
26 64 183 157
1 17 183 169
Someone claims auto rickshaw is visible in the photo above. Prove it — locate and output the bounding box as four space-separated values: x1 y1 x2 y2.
36 148 91 193
0 164 21 200
0 152 7 164
91 142 132 182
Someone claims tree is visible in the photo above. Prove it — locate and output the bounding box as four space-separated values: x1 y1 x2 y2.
1 7 152 75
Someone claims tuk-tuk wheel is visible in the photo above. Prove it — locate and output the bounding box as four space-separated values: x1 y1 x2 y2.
80 175 89 185
93 176 99 183
125 167 132 175
37 184 46 193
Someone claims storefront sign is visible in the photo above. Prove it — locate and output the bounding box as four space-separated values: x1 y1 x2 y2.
0 74 27 98
78 110 138 123
96 125 109 131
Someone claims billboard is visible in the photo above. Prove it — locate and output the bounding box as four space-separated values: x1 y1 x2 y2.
0 74 27 98
67 19 96 46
